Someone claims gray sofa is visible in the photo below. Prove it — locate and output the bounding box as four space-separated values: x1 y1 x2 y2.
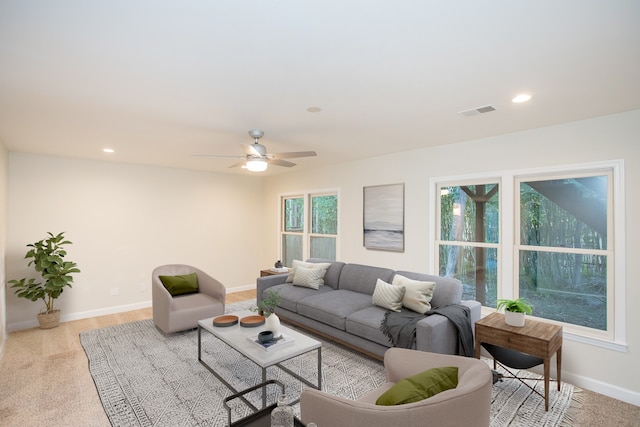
256 259 481 359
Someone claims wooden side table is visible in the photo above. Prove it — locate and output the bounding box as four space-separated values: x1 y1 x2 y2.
474 312 562 411
260 268 290 277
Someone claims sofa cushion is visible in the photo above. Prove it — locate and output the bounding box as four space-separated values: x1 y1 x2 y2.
375 366 459 405
392 274 436 314
345 306 393 347
293 265 327 289
265 283 333 313
394 271 462 308
338 264 395 295
159 272 199 296
297 290 373 330
372 279 405 312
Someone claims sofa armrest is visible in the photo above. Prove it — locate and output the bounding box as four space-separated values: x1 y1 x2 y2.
460 299 481 330
384 347 460 382
415 314 457 354
152 278 172 315
415 300 481 354
197 273 226 306
256 274 289 304
300 388 417 427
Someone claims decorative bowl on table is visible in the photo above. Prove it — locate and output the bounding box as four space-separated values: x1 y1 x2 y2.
240 315 265 327
258 330 274 343
212 315 238 327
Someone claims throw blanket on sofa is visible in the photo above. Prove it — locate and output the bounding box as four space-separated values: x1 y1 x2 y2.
380 304 474 357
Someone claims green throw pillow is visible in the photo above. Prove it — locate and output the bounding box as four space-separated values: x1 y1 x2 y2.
376 366 458 405
159 272 199 296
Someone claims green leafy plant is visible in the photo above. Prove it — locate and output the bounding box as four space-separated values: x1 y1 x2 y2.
9 232 81 314
254 289 282 316
496 298 533 314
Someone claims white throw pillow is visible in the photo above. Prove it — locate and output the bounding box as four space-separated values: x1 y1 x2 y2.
392 274 436 314
286 260 331 284
372 279 405 312
292 265 327 290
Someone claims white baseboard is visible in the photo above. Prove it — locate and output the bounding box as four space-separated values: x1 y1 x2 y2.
562 369 640 407
7 300 153 332
228 284 256 293
6 285 256 332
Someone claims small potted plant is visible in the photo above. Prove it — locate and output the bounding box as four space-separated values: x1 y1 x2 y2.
496 298 533 327
254 289 282 336
8 232 80 329
255 289 282 317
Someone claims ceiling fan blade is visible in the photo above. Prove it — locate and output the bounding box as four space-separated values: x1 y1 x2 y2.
192 154 245 159
269 159 296 167
271 151 317 160
227 159 248 168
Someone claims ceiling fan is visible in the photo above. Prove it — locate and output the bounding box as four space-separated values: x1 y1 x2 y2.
194 130 317 172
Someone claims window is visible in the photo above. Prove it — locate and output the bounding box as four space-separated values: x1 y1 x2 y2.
280 191 338 267
433 161 625 346
282 196 304 267
438 182 500 307
517 174 610 332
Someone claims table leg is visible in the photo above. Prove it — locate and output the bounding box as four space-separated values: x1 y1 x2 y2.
198 325 202 361
544 358 550 411
262 367 267 408
557 346 562 391
317 347 322 390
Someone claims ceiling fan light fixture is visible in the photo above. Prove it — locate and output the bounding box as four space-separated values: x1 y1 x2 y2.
246 158 268 172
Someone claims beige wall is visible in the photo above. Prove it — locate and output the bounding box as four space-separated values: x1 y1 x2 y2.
6 154 265 328
0 141 7 356
262 109 640 405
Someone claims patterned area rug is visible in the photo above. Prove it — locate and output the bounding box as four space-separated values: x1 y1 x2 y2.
80 300 578 426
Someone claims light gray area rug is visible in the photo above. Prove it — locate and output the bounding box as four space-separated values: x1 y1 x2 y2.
80 300 578 426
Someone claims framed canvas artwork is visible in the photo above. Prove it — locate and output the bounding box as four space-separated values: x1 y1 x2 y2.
363 183 404 251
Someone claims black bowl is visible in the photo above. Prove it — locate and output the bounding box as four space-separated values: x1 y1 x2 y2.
258 330 274 343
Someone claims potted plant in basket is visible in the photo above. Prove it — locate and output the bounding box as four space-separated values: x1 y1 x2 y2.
496 298 533 327
254 289 282 336
8 232 80 329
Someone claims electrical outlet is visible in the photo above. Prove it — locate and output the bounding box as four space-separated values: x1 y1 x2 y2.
110 288 119 296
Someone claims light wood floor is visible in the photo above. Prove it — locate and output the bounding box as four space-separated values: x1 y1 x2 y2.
1 289 638 427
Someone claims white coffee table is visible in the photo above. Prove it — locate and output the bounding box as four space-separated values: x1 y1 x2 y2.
198 310 322 408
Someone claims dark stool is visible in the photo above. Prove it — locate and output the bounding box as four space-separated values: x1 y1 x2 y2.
482 343 550 393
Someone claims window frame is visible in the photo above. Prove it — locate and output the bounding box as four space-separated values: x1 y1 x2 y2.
278 188 340 265
429 160 626 351
435 178 502 307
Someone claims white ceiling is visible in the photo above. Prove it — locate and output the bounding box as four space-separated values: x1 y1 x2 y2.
1 1 639 175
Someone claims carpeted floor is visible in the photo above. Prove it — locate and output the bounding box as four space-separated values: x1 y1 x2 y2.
80 300 578 426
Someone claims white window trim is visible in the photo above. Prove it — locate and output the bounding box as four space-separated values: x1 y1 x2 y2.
429 160 626 351
278 188 341 262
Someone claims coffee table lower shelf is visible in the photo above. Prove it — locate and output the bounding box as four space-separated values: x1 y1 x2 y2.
230 406 305 427
224 379 306 427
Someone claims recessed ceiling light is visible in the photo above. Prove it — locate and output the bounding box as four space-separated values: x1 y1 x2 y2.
512 94 532 103
306 107 322 113
103 148 115 153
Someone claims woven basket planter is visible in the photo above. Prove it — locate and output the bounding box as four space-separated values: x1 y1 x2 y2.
37 310 61 329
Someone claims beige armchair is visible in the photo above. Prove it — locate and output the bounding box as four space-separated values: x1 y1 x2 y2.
152 264 226 334
300 348 492 427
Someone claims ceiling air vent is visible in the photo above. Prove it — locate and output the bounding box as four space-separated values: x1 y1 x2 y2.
458 105 496 117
